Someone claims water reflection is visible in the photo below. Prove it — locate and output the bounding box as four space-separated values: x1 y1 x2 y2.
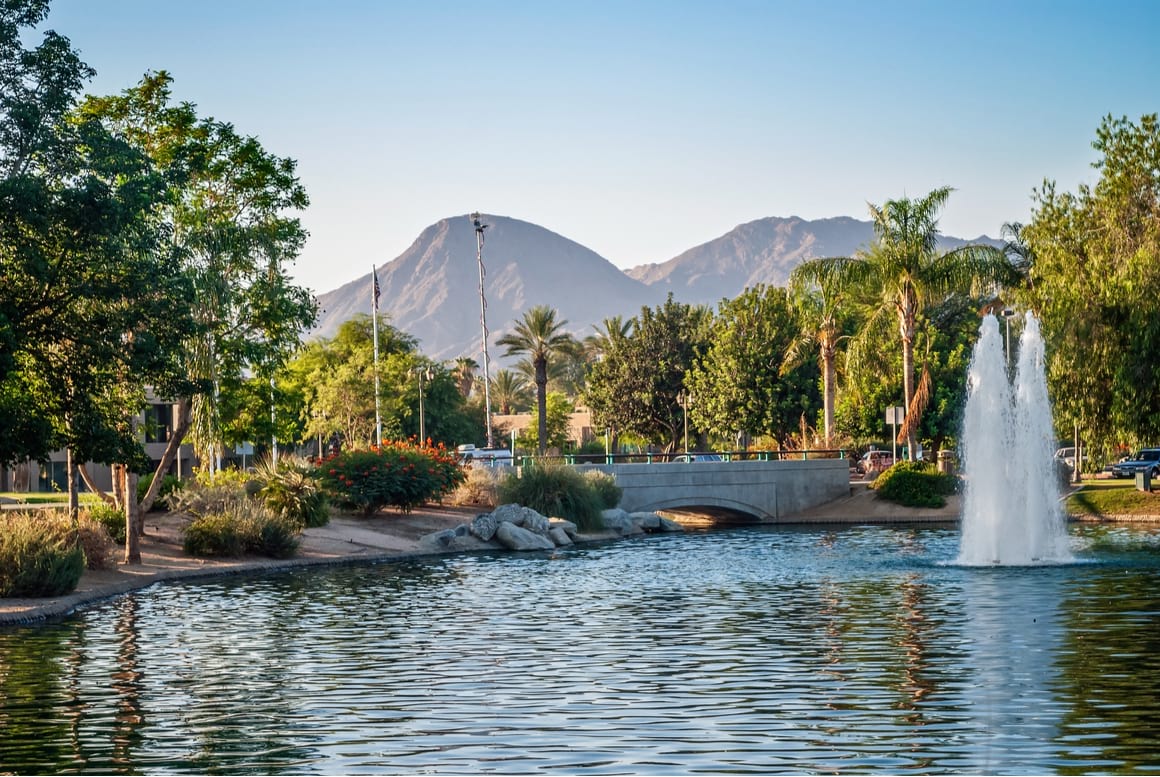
1 524 1159 774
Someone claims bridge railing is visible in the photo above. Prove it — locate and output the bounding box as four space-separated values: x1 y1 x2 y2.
515 450 850 468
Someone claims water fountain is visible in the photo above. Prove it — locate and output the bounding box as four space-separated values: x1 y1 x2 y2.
957 312 1072 565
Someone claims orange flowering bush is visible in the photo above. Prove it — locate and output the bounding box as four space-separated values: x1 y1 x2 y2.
316 440 465 517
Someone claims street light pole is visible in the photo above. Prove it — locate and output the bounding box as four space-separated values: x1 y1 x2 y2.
472 212 494 449
415 366 433 444
1001 307 1016 366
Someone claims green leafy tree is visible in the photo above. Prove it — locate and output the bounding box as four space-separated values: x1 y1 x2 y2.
285 314 417 448
585 294 714 452
1023 113 1160 455
497 305 577 456
1 3 200 540
519 391 574 453
688 285 821 449
76 71 317 486
791 187 1015 458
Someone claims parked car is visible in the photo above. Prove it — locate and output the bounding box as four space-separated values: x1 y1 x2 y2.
1110 448 1160 479
1053 446 1088 469
670 453 723 463
456 444 514 468
857 450 895 474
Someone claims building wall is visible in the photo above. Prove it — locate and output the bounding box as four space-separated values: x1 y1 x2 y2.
492 408 595 450
1 399 195 494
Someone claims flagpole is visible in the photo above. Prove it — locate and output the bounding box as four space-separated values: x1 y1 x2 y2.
372 266 382 445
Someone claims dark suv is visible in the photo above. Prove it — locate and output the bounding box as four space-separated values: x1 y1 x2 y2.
1111 448 1160 478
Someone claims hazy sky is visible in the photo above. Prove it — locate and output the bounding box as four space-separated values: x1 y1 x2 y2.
41 0 1160 293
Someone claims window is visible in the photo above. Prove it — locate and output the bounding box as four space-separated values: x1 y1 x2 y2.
143 404 172 444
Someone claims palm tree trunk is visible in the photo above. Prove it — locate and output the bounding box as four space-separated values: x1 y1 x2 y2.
901 330 917 461
535 357 548 456
821 336 836 445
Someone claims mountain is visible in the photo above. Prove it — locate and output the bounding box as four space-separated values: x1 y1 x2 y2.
625 216 1004 307
310 214 1004 360
311 215 665 361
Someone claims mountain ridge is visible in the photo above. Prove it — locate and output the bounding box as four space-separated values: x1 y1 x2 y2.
310 214 1003 361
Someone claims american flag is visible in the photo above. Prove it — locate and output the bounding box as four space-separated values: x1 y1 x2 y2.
372 268 381 311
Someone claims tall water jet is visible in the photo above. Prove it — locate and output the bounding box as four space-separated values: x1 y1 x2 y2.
957 312 1072 565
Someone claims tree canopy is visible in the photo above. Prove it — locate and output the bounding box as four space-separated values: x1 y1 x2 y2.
1023 113 1160 456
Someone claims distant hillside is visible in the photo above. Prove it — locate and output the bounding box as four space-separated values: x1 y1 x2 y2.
626 216 1003 307
311 215 666 361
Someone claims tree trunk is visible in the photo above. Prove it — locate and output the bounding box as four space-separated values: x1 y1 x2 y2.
66 447 79 525
124 466 141 564
138 398 192 513
535 358 548 456
78 464 119 507
821 336 836 446
901 328 916 460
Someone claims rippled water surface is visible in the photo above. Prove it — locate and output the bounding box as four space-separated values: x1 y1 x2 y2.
3 523 1160 774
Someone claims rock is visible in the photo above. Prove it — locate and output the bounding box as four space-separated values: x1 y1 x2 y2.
600 508 642 536
631 511 662 531
658 516 685 532
495 521 556 551
470 512 500 541
548 526 573 546
419 524 494 553
550 518 579 539
491 503 550 533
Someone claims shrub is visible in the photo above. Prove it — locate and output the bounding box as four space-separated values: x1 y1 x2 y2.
584 469 622 509
317 441 466 516
448 465 503 508
183 512 244 557
182 499 301 559
870 460 959 508
170 481 248 518
254 457 330 528
498 461 605 532
136 473 185 511
0 511 86 597
80 502 125 567
87 501 127 545
244 511 302 559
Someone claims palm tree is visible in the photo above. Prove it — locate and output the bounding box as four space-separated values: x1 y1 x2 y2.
490 369 530 415
785 266 850 446
583 315 633 364
452 357 477 399
497 305 576 455
792 187 1015 458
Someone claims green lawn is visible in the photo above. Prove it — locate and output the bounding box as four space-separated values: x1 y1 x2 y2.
0 492 101 505
1067 479 1160 518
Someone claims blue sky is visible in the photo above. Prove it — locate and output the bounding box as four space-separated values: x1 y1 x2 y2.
42 0 1160 293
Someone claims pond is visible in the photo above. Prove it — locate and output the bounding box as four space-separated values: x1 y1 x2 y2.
2 522 1160 774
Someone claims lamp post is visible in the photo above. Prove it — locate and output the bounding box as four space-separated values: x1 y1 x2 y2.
1001 307 1016 365
414 366 434 444
677 391 691 454
471 212 494 448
